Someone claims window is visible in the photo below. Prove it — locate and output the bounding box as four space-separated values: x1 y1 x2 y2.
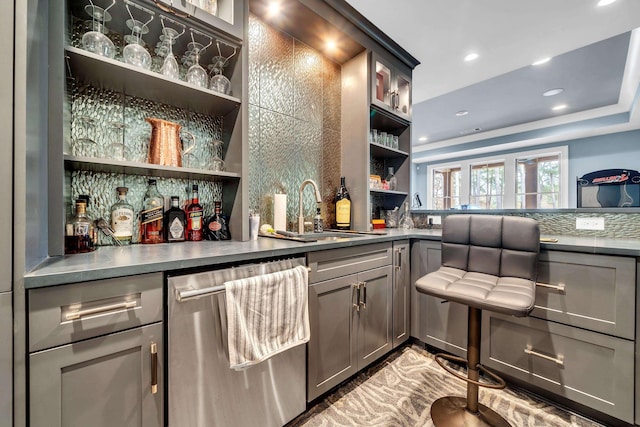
424 146 568 209
432 167 461 209
516 155 560 208
470 162 504 209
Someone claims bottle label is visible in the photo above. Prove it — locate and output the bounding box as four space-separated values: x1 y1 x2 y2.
208 219 222 232
112 208 134 237
141 206 163 225
73 223 90 237
336 199 351 227
189 211 203 230
169 217 185 239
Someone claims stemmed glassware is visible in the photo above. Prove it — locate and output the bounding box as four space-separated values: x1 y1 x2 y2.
209 139 225 171
106 121 128 161
184 30 212 88
122 0 154 70
208 41 236 95
82 0 116 59
72 116 100 158
158 16 185 81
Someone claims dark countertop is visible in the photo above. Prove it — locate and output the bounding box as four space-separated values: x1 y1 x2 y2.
23 229 640 289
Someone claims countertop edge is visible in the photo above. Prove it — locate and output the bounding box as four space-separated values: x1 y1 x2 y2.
23 230 640 288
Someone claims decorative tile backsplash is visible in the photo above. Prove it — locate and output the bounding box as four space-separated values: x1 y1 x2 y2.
248 15 341 230
412 211 640 239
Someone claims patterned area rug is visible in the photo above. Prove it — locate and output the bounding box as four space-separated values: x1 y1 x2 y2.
288 344 602 427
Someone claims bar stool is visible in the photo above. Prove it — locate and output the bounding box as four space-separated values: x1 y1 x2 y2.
416 214 540 427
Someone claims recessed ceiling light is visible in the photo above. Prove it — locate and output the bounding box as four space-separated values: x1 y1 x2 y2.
532 57 551 66
597 0 617 6
543 88 564 97
455 110 469 117
552 104 568 111
418 136 428 142
325 40 337 51
267 1 281 16
464 53 479 62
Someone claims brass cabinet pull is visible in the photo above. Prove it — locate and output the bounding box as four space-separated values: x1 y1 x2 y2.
353 283 361 312
151 342 158 394
396 248 402 270
536 282 566 293
524 345 564 367
65 300 137 321
360 282 367 309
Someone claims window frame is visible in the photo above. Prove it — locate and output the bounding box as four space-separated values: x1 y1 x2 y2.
426 146 569 209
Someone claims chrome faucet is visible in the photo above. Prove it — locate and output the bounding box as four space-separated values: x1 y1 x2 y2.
298 179 322 234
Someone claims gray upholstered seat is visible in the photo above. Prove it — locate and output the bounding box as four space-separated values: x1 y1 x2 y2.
415 214 540 427
416 214 539 317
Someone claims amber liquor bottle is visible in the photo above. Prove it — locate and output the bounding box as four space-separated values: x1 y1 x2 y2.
64 199 95 254
141 179 164 244
164 196 186 242
186 184 204 241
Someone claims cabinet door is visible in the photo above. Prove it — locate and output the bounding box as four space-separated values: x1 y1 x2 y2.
370 52 412 121
30 323 163 427
307 274 359 401
0 293 11 427
392 241 410 348
371 53 393 112
357 265 393 370
410 240 467 357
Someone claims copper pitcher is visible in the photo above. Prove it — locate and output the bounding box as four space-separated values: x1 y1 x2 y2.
146 118 196 167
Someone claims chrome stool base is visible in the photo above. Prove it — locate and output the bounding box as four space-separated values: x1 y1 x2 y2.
431 396 511 427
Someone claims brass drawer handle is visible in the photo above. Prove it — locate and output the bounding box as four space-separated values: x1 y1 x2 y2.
65 300 138 321
151 342 158 394
524 345 564 367
536 282 566 293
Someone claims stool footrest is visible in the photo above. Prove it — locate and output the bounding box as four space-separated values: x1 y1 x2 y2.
434 353 506 390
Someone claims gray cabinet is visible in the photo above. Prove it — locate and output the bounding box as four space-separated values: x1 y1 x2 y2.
371 51 412 121
392 240 410 348
482 313 634 423
482 250 637 423
30 323 163 427
28 274 164 427
307 243 393 401
410 240 467 357
0 293 11 427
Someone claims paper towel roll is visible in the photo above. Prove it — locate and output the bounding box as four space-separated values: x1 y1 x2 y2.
273 194 287 231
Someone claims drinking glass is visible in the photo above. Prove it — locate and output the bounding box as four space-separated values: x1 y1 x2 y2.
185 42 209 88
123 18 152 70
82 1 116 59
72 116 100 158
159 27 181 80
106 121 127 161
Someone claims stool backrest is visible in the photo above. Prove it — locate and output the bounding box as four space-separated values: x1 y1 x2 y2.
441 215 540 281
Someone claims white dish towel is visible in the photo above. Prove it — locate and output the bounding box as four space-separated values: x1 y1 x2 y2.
224 265 310 370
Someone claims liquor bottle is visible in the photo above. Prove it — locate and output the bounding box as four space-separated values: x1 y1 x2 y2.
385 167 397 191
313 207 323 233
164 196 186 242
64 199 95 254
140 179 164 244
110 187 134 245
186 184 204 241
204 200 231 241
335 176 351 230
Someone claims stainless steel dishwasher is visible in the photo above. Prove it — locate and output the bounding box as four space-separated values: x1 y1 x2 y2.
168 257 307 427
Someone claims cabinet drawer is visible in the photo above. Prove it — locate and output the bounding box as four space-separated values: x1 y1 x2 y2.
534 251 635 339
29 273 163 352
482 312 634 423
308 242 392 283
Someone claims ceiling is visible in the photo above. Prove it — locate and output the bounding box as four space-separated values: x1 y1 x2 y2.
343 0 640 152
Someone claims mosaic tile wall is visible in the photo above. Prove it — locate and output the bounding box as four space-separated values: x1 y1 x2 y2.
68 71 224 245
412 211 640 239
248 15 341 230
